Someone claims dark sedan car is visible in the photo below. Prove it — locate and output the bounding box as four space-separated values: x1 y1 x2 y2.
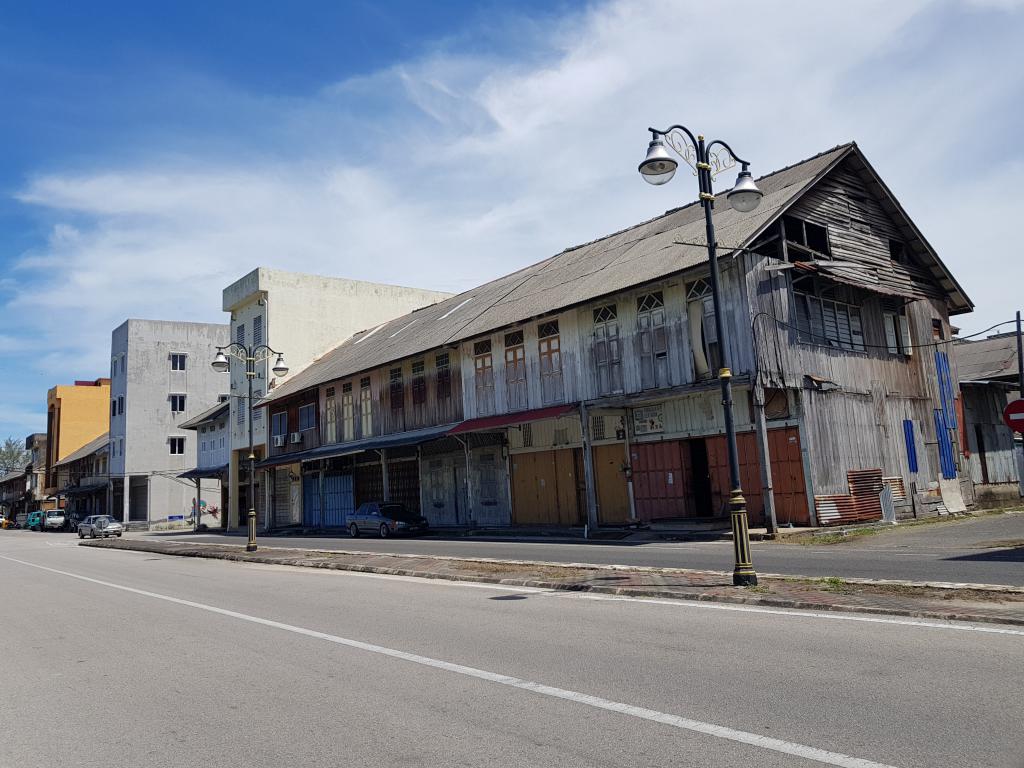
347 502 429 538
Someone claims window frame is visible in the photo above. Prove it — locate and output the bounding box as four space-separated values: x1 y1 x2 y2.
169 353 187 371
298 403 316 431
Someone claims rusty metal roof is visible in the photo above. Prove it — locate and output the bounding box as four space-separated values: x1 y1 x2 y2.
955 334 1020 383
263 142 963 405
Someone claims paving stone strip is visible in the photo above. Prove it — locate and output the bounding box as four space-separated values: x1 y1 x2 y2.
80 538 1024 627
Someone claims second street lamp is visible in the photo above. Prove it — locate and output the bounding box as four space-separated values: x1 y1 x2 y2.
638 124 762 586
211 342 288 553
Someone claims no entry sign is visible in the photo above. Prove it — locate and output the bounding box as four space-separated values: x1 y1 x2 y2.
1003 399 1024 433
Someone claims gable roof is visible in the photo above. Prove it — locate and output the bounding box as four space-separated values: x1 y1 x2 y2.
956 334 1020 383
262 142 967 406
54 433 109 467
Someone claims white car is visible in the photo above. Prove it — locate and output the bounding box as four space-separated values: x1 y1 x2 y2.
78 515 124 539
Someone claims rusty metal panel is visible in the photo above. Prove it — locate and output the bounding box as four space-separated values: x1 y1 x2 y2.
629 441 690 521
815 467 884 525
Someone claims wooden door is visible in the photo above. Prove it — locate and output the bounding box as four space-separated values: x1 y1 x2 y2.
629 440 692 521
555 448 580 525
594 444 630 523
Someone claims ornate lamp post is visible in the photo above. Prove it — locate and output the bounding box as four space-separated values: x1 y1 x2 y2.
638 124 763 586
211 344 288 552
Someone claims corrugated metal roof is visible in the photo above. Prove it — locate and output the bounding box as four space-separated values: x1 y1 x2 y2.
262 142 921 405
0 469 26 484
53 433 109 467
956 334 1020 382
178 400 230 430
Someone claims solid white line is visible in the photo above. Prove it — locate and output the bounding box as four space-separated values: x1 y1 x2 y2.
2 553 895 768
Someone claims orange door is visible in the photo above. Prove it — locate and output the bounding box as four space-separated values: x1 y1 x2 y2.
594 443 631 523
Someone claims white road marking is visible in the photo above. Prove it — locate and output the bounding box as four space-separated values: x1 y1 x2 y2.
51 545 1024 635
2 553 896 768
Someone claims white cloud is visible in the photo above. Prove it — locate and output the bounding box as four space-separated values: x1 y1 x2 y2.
5 0 1023 429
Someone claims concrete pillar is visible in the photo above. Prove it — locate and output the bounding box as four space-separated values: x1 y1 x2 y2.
579 403 599 533
122 475 130 525
752 383 778 536
227 450 239 532
380 449 390 502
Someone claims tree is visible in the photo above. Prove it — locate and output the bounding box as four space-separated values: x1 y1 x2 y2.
0 437 30 473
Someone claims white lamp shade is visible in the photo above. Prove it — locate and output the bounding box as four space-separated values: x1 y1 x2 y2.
638 138 678 185
271 355 289 378
211 351 229 372
726 169 763 213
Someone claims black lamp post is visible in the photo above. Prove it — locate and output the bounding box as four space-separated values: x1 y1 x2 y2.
638 124 762 586
211 343 288 552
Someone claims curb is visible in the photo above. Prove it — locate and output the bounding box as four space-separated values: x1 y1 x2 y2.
138 538 1024 595
80 539 1024 628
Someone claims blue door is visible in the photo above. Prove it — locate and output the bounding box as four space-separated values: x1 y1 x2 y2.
323 473 354 527
302 474 321 527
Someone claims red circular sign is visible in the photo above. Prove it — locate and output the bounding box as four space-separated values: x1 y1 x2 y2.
1003 399 1024 433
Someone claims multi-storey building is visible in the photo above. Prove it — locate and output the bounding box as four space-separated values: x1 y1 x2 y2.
45 379 111 498
178 397 230 528
254 143 974 531
53 432 109 523
108 319 229 527
219 268 451 530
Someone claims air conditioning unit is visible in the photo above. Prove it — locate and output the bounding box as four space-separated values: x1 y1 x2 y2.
289 432 302 445
272 435 286 448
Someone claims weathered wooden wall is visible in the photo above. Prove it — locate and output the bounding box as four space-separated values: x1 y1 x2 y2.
962 384 1019 485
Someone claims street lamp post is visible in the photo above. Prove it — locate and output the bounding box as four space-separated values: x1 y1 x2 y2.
211 343 288 552
638 124 763 586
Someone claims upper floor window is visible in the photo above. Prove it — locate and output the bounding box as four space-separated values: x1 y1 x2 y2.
298 404 316 431
271 411 288 437
169 394 186 413
638 292 669 387
504 331 527 411
389 368 404 412
783 215 830 257
168 437 185 455
435 353 451 401
889 239 906 264
793 278 866 353
473 340 495 415
411 360 426 406
324 386 337 443
111 399 117 418
170 353 186 371
883 307 913 357
538 321 563 405
252 390 263 421
592 304 622 396
117 396 125 415
360 377 373 436
341 382 354 442
253 314 264 346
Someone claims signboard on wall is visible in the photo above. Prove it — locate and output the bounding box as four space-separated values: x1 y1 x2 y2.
632 404 665 436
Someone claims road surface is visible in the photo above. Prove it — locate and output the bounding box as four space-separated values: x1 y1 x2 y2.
1 531 1021 767
153 512 1024 585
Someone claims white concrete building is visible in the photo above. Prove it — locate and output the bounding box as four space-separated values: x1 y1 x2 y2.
220 268 451 530
109 319 230 527
178 398 230 528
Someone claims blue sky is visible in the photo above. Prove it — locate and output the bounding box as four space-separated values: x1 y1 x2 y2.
1 0 1022 438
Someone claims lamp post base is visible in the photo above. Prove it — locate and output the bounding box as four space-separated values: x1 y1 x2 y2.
246 544 258 553
729 494 758 587
246 508 257 553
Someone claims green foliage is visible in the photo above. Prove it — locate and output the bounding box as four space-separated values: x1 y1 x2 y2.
0 436 30 473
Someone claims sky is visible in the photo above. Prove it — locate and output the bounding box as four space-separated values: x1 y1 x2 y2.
1 0 1022 438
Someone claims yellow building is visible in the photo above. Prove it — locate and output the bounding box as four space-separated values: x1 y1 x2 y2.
45 378 111 496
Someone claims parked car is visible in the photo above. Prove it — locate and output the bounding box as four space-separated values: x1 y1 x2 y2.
15 512 27 529
0 515 13 529
43 509 66 530
347 502 429 538
78 515 124 539
26 510 45 531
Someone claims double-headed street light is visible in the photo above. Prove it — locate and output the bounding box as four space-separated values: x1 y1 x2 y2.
638 125 763 586
212 343 288 552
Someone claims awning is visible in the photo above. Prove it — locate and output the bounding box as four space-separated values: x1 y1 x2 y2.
256 423 459 469
179 463 229 480
448 404 578 435
62 480 108 496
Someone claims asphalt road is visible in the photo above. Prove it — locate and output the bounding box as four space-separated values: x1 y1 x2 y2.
149 512 1024 586
1 533 1022 767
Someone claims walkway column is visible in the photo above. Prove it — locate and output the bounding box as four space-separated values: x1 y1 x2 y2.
752 383 778 536
579 403 599 533
380 449 390 502
122 475 130 525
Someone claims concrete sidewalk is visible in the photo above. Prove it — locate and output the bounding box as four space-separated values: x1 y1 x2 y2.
80 537 1024 627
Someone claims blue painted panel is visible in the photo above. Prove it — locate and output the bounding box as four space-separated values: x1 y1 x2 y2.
903 419 918 474
302 474 320 527
323 473 354 527
935 351 957 429
934 409 957 480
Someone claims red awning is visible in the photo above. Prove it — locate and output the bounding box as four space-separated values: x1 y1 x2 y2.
448 404 578 435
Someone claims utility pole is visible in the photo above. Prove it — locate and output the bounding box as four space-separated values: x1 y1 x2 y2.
1017 311 1023 498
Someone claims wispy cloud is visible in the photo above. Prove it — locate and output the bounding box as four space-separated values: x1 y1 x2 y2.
3 0 1023 436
